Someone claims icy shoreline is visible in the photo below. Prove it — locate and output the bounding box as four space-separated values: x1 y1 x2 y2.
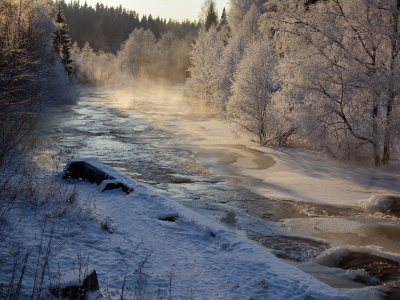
179 119 400 211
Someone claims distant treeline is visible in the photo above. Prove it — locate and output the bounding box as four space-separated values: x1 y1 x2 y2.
55 0 197 53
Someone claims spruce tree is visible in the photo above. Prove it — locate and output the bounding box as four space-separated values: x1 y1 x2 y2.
219 8 227 28
53 4 73 78
218 8 231 45
205 1 218 31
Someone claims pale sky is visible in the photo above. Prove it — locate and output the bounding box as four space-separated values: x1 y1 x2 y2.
83 0 229 22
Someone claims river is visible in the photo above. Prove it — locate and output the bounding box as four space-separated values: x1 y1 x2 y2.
35 84 400 298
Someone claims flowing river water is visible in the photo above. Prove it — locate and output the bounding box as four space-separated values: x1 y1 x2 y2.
35 85 400 298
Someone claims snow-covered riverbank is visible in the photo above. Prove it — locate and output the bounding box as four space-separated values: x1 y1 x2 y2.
180 118 400 210
2 159 385 299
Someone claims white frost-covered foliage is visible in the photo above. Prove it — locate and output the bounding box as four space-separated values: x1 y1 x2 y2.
73 29 192 84
228 41 278 144
30 7 76 102
72 42 117 85
118 28 157 78
186 14 288 143
0 0 74 180
186 8 289 144
264 0 400 164
155 31 193 80
185 27 224 107
156 31 179 75
187 0 400 164
237 3 262 44
213 35 247 111
228 0 267 36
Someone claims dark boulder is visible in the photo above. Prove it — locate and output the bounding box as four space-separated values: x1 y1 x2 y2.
50 269 99 300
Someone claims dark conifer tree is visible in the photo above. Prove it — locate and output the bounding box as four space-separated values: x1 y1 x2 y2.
56 0 195 52
205 1 218 31
218 7 231 45
219 7 227 28
53 4 73 77
140 15 148 29
218 7 230 34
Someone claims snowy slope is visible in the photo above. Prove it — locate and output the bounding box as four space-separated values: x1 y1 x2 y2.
58 159 352 299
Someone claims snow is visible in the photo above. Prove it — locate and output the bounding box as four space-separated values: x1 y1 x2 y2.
0 159 356 299
67 159 348 299
179 118 400 209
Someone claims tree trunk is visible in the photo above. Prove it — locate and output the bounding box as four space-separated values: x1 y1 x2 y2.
373 106 381 166
382 1 400 165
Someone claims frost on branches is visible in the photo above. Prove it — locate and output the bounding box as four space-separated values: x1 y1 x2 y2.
185 27 224 108
265 0 400 165
228 42 278 145
72 28 193 85
186 0 400 165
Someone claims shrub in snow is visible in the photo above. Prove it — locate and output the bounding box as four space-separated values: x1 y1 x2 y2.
222 211 237 223
100 219 112 233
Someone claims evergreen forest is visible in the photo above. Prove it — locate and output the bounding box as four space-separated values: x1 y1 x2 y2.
58 0 197 53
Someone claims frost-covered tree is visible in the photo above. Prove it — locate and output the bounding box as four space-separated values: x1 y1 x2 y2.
53 4 73 78
188 2 264 113
185 28 224 106
381 0 400 165
238 3 261 44
213 35 247 111
72 42 117 85
153 31 193 82
169 35 194 81
228 0 267 36
73 42 95 83
118 28 156 78
155 31 179 76
0 0 73 200
72 27 192 84
264 0 400 164
95 51 118 84
227 41 280 145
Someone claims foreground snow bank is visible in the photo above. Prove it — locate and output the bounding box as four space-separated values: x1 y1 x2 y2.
60 159 352 299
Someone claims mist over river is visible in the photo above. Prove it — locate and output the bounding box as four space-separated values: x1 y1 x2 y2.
35 84 400 296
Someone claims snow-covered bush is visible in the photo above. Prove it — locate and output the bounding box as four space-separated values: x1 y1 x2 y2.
222 211 237 223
